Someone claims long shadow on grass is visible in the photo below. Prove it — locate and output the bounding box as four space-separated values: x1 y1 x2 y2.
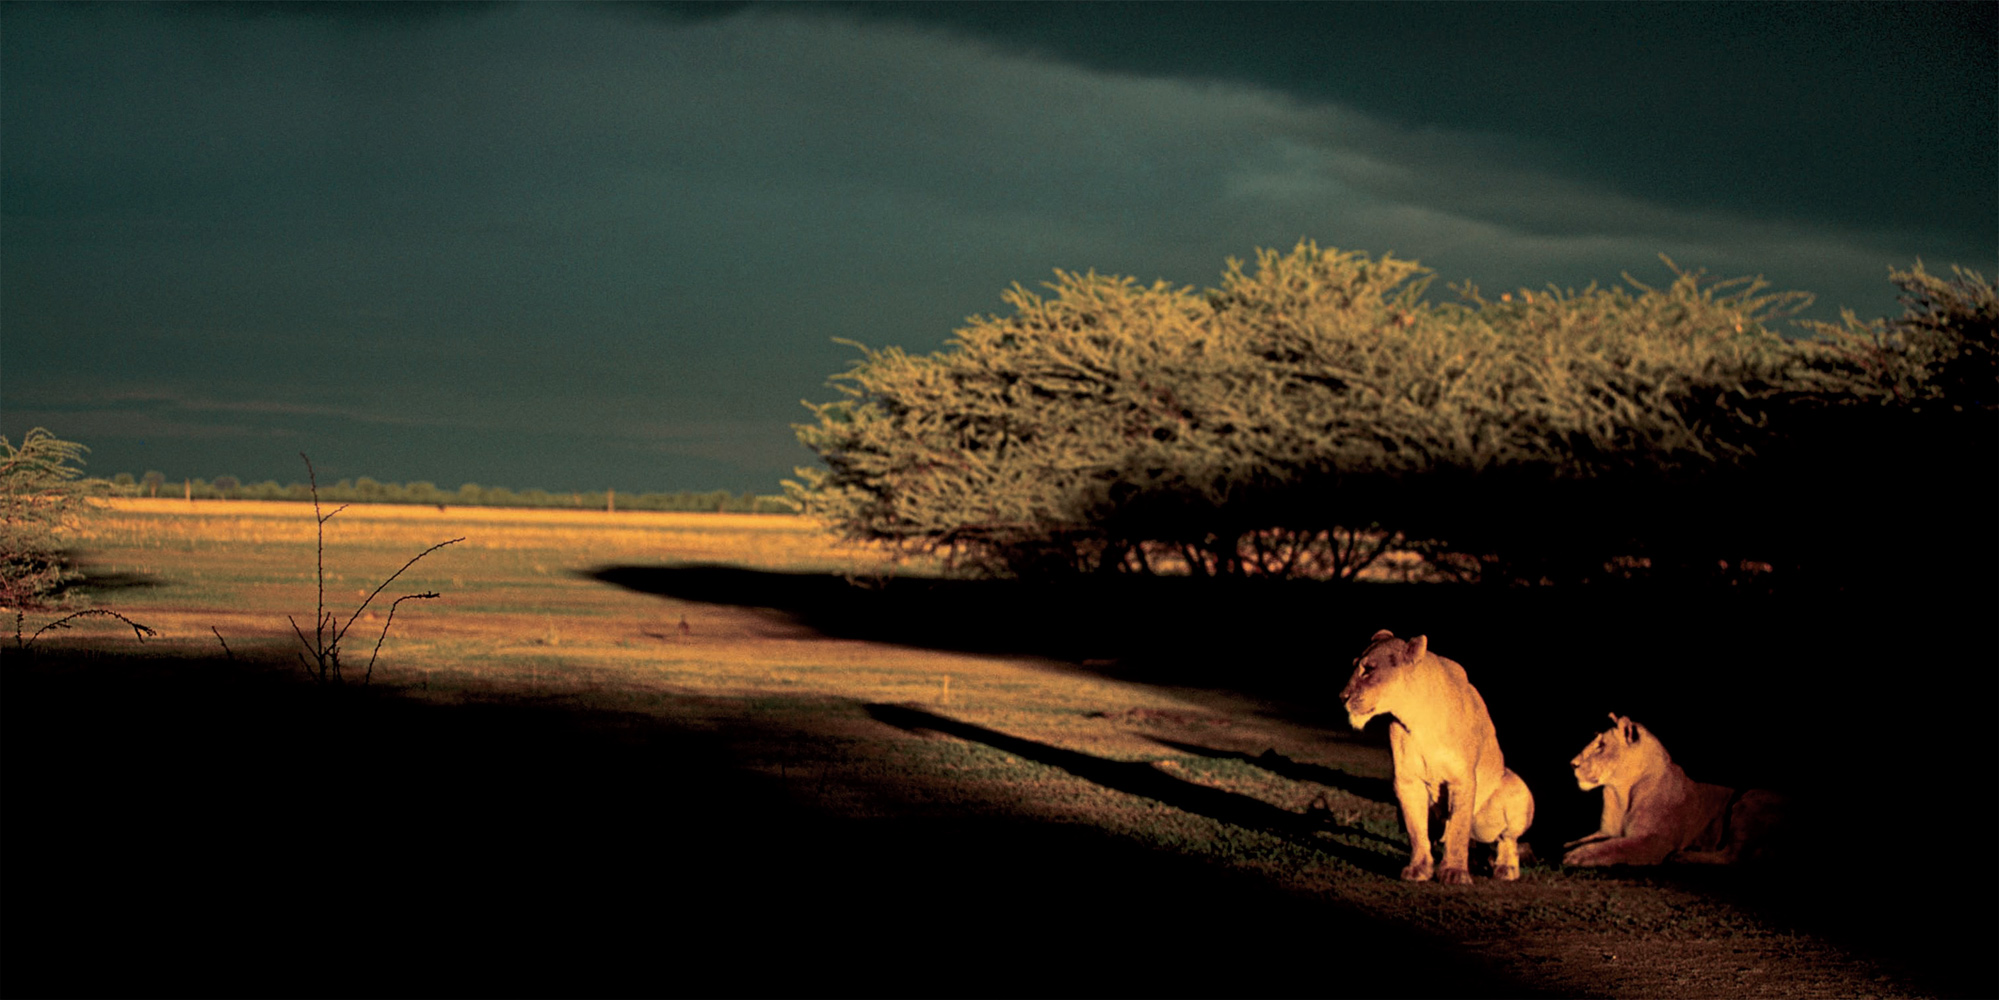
1147 737 1397 807
867 703 1404 874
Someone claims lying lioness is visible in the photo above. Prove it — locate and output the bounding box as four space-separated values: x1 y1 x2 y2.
1562 713 1783 866
1340 630 1535 883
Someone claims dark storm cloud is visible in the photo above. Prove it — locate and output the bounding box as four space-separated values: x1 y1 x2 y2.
824 1 1996 247
3 2 1992 492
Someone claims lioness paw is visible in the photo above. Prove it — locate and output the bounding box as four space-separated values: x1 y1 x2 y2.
1493 863 1520 881
1439 866 1474 885
1400 860 1433 881
1561 846 1603 867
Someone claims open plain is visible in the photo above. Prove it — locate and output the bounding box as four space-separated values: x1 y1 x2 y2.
3 498 1991 997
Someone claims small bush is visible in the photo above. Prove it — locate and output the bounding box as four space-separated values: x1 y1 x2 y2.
0 429 100 608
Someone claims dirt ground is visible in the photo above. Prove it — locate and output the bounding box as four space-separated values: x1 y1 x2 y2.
3 500 1992 997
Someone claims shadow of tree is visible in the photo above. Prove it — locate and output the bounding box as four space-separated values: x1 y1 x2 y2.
588 561 1998 793
865 702 1401 877
587 562 1999 997
587 564 1356 700
57 560 162 597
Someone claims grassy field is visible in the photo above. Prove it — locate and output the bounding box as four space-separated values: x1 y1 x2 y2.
3 498 1991 997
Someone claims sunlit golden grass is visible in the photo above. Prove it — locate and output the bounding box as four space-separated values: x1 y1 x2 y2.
92 497 875 566
69 498 1276 761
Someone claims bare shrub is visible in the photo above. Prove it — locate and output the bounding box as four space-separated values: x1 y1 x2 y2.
287 454 462 684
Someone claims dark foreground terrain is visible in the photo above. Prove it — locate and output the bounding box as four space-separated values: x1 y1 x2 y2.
6 570 1995 998
4 647 1541 998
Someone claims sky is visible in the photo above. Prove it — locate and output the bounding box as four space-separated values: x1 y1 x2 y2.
4 1 1993 494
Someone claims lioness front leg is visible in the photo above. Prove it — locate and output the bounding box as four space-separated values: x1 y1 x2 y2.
1563 833 1675 867
1394 777 1435 881
1437 778 1475 884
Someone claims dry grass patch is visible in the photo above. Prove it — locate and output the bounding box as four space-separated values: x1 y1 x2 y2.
68 499 1248 756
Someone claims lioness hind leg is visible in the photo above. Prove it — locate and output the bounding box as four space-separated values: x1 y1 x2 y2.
1727 789 1785 864
1492 836 1522 881
1475 769 1535 882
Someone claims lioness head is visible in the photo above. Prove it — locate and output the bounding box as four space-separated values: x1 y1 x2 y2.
1340 629 1428 730
1571 713 1664 791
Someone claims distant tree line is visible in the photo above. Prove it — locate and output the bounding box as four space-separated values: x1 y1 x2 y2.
102 474 792 514
3 436 792 606
790 241 1996 589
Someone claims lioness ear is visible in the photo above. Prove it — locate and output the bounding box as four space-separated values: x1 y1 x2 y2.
1408 635 1428 659
1370 629 1396 643
1618 716 1640 744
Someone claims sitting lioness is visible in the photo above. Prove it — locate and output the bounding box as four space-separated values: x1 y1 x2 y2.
1340 630 1535 883
1562 713 1783 866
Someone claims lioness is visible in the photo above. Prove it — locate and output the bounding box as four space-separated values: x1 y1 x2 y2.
1562 713 1783 866
1339 630 1535 883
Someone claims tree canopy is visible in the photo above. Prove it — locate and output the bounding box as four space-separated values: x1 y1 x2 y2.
798 240 1988 585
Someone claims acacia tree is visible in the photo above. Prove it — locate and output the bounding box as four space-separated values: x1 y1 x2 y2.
1 429 101 607
790 242 1838 583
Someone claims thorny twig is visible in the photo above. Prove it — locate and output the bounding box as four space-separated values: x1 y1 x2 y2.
18 609 159 649
332 538 464 654
365 592 440 684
